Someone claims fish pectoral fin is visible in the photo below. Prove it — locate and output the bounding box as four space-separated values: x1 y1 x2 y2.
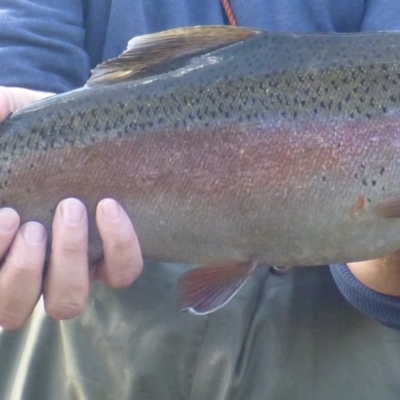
86 26 261 87
178 260 259 315
374 195 400 218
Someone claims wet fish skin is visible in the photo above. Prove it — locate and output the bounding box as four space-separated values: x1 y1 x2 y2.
0 28 400 270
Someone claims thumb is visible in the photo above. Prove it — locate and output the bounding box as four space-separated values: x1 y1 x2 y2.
0 86 54 122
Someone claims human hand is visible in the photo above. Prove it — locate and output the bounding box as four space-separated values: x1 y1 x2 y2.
0 87 143 330
0 86 54 120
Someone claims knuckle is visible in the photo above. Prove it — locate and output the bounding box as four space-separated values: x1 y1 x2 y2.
10 259 42 281
106 259 143 289
44 280 88 320
109 237 135 256
53 239 87 259
45 298 85 320
106 273 133 289
0 312 25 331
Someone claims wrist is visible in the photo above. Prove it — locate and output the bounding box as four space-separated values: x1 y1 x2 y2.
348 250 400 296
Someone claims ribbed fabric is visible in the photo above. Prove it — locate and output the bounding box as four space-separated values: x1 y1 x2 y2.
330 264 400 329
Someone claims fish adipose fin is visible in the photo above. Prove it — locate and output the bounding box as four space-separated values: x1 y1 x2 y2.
374 195 400 218
178 261 259 315
86 26 261 87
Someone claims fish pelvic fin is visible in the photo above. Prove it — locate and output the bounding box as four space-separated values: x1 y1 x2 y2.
178 260 259 315
86 26 261 87
374 195 400 218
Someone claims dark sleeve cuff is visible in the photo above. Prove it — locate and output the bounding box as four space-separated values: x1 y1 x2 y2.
330 264 400 329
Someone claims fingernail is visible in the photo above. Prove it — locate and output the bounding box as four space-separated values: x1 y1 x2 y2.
22 222 45 244
100 199 121 221
0 208 19 232
60 198 85 224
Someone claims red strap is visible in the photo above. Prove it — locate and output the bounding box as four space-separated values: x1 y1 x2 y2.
221 0 238 26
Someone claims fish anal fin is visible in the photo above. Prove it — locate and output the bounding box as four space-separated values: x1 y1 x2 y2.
178 261 258 315
374 195 400 218
86 26 261 87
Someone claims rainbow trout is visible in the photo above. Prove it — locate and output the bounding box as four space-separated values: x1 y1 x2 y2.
1 26 400 314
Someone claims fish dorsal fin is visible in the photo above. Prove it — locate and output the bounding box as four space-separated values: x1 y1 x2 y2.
86 26 261 87
178 261 259 315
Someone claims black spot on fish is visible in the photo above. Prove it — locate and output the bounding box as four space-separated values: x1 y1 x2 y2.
380 167 385 176
362 178 368 186
372 180 376 186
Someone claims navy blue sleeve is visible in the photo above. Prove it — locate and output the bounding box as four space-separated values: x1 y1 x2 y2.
330 265 400 329
361 0 400 31
0 0 90 93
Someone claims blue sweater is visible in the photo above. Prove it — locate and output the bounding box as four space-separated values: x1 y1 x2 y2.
1 0 400 328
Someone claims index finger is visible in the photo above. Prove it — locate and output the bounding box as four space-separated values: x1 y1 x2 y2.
0 86 54 121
